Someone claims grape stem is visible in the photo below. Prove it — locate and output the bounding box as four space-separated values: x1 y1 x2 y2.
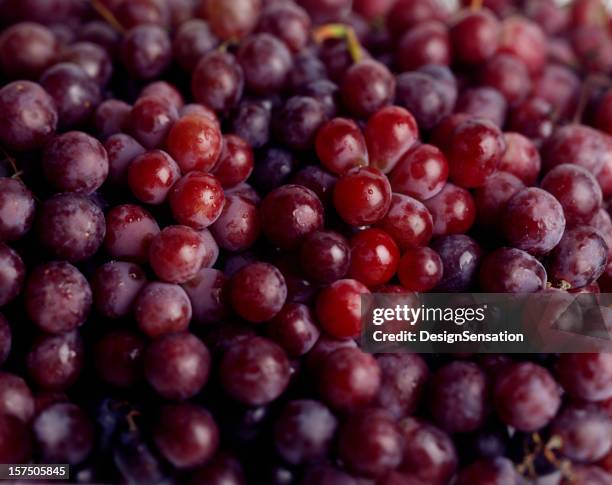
312 24 364 64
470 0 483 11
91 0 125 33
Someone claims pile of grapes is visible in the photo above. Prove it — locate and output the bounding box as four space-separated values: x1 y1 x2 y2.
0 0 612 483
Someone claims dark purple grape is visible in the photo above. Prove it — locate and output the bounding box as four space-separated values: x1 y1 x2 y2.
173 19 219 72
144 332 210 400
341 59 395 119
548 225 608 288
503 187 566 255
267 303 320 357
33 402 94 465
153 403 219 469
251 147 297 193
429 361 489 433
0 80 58 152
237 33 292 95
398 418 458 484
274 96 328 151
396 68 456 130
494 362 561 432
0 22 58 79
42 131 108 194
120 25 171 80
455 87 507 128
0 372 34 422
94 100 131 140
0 242 25 306
0 178 35 242
26 330 84 391
190 453 246 485
219 336 290 406
257 2 311 53
181 268 228 326
94 330 145 388
59 41 112 87
40 63 101 129
375 353 429 419
456 457 521 485
91 261 146 319
25 261 91 334
274 399 337 465
38 193 105 262
135 282 192 338
557 353 612 402
0 413 32 463
431 235 482 292
479 247 547 293
551 405 612 462
192 51 244 113
104 133 146 186
338 408 403 478
0 314 11 366
230 100 271 149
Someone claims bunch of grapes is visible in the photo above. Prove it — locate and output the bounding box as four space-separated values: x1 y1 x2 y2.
0 0 611 483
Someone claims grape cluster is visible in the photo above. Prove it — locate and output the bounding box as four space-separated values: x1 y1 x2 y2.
0 0 612 483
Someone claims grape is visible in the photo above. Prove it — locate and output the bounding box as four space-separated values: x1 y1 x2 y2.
134 282 192 337
274 399 337 465
474 172 525 227
455 457 521 485
348 228 399 287
40 63 101 129
167 114 222 172
191 51 244 113
42 131 108 194
94 330 145 388
129 95 178 150
26 331 83 391
33 403 94 465
557 353 612 402
144 332 210 400
153 403 219 469
318 347 380 410
398 418 458 484
341 59 395 119
257 2 310 53
0 242 25 306
120 25 171 80
229 262 287 323
200 0 262 40
0 22 58 79
0 414 31 463
261 185 324 250
219 336 290 406
367 110 419 178
38 193 105 263
237 33 292 95
338 408 403 478
479 247 547 293
95 100 131 140
547 225 608 288
60 41 112 87
494 362 561 431
375 354 428 419
0 81 58 152
273 96 328 151
265 301 318 357
431 235 482 292
450 9 500 65
429 361 489 433
25 261 91 334
0 372 34 422
502 187 566 255
551 405 612 462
